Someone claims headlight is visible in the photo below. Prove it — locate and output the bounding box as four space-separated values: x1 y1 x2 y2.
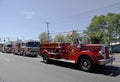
99 50 104 55
99 44 107 57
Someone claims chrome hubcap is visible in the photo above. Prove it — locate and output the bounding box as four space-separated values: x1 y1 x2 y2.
83 61 88 67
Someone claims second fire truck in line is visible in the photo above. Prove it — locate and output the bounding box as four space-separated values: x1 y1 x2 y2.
12 40 40 57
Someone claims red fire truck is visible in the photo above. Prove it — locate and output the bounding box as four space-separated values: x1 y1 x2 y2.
0 44 3 52
2 42 13 53
12 41 21 55
39 37 115 71
19 40 40 57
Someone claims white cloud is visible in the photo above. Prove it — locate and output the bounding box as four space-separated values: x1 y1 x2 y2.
23 11 36 15
23 11 36 19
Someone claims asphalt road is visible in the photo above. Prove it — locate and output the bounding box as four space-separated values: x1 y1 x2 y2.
0 52 120 82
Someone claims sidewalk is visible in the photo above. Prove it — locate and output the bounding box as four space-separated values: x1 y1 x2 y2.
111 53 120 56
111 53 120 66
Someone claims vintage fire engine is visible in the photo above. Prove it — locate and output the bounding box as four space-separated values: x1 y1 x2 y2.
39 37 115 71
19 40 40 57
2 42 13 53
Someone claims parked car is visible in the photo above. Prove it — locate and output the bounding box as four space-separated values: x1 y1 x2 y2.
110 45 120 53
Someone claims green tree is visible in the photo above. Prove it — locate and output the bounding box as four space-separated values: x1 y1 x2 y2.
54 33 65 42
105 13 120 43
106 13 120 41
38 32 52 43
65 34 71 43
65 30 80 43
87 15 106 44
86 13 120 44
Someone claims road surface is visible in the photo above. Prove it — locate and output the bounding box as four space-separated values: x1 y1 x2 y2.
0 52 120 82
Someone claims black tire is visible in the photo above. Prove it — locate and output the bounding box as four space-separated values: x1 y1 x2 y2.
32 54 38 57
78 56 94 72
43 53 49 63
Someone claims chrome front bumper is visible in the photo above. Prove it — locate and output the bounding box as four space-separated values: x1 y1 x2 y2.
99 56 115 65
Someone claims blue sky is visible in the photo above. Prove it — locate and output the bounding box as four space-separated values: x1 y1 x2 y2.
0 0 120 42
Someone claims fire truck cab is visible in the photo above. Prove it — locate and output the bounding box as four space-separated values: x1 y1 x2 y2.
2 42 13 53
40 37 115 71
20 40 40 57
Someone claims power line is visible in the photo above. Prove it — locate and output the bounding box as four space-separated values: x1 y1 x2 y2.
50 1 120 24
50 30 85 35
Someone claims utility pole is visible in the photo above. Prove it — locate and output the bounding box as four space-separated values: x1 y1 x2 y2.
45 22 50 42
108 17 112 46
118 19 120 44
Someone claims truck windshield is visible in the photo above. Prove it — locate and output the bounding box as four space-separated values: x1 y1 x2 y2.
7 44 12 47
26 42 40 47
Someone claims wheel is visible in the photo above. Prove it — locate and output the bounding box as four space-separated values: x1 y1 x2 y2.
43 53 49 63
78 56 94 72
34 54 38 57
32 54 38 57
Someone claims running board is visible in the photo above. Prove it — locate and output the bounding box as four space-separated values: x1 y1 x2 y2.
49 58 75 63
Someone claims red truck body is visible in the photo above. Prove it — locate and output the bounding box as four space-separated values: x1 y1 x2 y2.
2 42 13 53
18 40 40 57
12 41 21 55
40 42 115 71
0 44 3 52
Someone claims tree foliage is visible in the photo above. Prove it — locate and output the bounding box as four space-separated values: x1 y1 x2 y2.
65 34 71 43
70 30 80 43
87 13 120 44
54 30 80 43
38 32 52 43
39 30 81 43
54 33 65 42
